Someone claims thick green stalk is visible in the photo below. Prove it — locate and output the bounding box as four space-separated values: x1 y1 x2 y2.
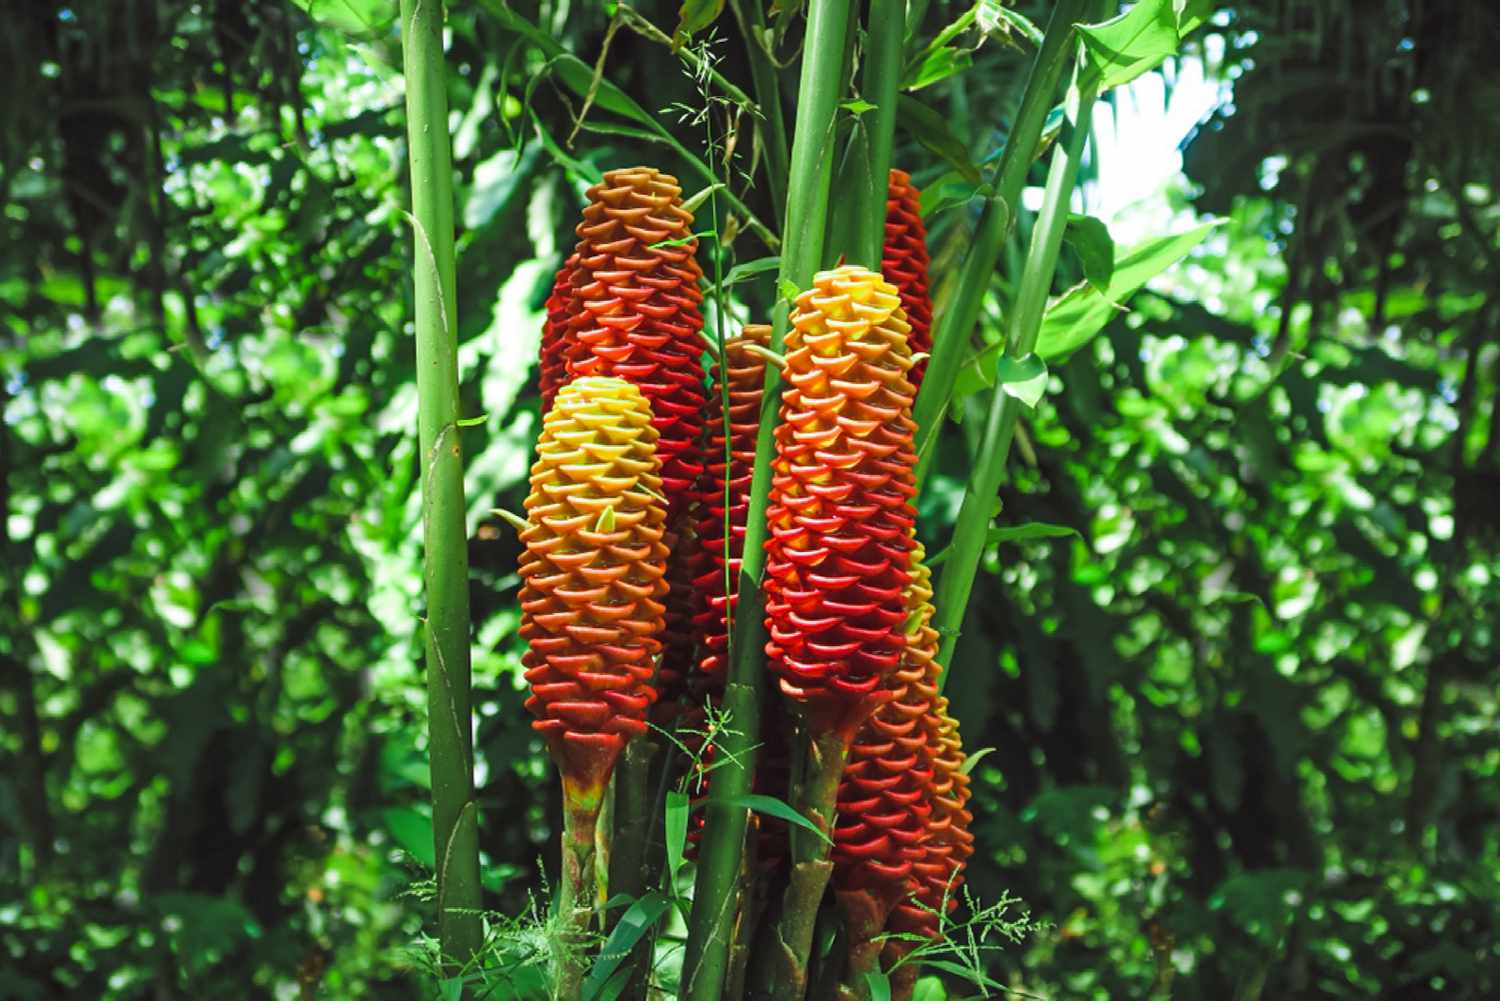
400 0 483 977
608 738 659 1001
933 43 1103 685
557 791 603 1001
910 0 1088 487
729 0 790 220
749 730 849 1001
849 0 904 270
679 2 853 999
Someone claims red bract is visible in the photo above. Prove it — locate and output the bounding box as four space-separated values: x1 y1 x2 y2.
566 167 708 519
539 253 585 410
832 540 941 975
883 169 933 390
692 324 771 700
764 265 919 745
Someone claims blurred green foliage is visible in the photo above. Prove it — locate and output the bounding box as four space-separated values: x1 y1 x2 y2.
1 2 1497 1000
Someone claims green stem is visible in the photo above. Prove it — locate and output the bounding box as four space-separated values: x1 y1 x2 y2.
679 0 853 997
729 0 790 221
400 0 483 979
910 0 1089 487
750 729 849 1001
608 737 660 1000
849 0 904 270
933 27 1103 687
557 791 603 1001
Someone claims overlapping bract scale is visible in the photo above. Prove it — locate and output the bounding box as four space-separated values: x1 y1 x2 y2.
539 253 585 410
562 167 708 517
832 541 940 902
692 324 771 701
764 265 919 743
883 169 933 390
519 376 669 796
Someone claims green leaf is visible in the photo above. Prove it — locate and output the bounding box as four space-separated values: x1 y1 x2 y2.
456 414 488 429
778 278 802 303
919 177 992 218
841 99 878 116
911 977 949 1001
727 793 832 844
1076 0 1216 91
724 256 780 287
439 977 463 1001
898 97 981 183
674 0 726 46
867 970 893 1001
905 46 974 91
665 790 690 879
581 892 671 1001
379 805 435 868
996 353 1048 409
959 747 995 775
1064 214 1115 294
986 522 1078 545
1037 219 1223 360
291 0 395 35
982 4 1044 47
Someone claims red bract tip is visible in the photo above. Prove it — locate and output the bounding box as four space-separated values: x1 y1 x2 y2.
884 169 933 391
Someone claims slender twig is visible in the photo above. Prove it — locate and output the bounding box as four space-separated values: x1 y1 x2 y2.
932 7 1107 686
617 4 757 110
399 0 483 982
911 0 1090 488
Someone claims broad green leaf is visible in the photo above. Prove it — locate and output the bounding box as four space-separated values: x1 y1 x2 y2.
724 256 780 287
665 790 690 879
581 892 670 1001
291 0 395 35
898 97 981 183
439 978 463 1001
866 971 893 1001
379 805 434 868
996 353 1048 408
1076 0 1216 91
1037 219 1223 360
727 793 831 844
1064 214 1115 294
919 177 992 218
674 0 726 46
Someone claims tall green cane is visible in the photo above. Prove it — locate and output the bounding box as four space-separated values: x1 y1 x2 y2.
679 2 854 1000
911 0 1090 487
400 0 484 980
932 11 1106 684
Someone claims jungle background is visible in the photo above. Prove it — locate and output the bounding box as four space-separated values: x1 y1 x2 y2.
3 1 1498 999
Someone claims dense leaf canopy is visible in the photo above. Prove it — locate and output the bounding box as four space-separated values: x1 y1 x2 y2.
2 1 1496 999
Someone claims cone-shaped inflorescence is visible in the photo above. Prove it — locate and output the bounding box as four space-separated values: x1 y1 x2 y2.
562 167 708 521
882 577 974 996
883 169 933 391
765 265 919 745
518 375 670 802
652 517 702 726
832 539 942 983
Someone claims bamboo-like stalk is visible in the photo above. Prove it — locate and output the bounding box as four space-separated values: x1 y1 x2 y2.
910 0 1090 486
557 788 603 1001
729 0 790 221
679 2 854 999
399 0 484 980
608 738 660 1001
849 0 905 270
932 13 1106 684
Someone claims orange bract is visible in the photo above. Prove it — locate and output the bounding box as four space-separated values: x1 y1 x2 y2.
519 376 670 799
764 265 919 744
